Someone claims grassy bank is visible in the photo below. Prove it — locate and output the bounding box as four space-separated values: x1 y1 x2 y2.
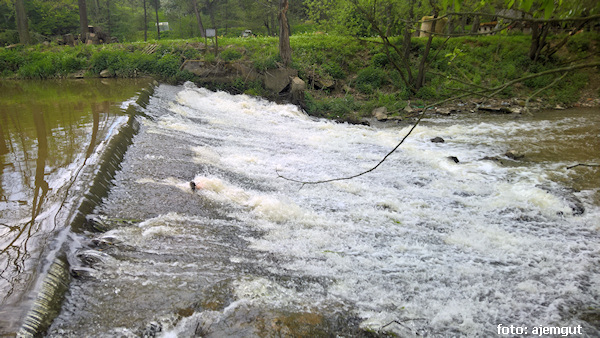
1 32 598 119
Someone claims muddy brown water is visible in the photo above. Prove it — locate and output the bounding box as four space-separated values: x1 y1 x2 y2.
0 78 154 335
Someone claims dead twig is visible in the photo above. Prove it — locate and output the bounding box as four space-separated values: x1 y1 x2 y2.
567 163 600 169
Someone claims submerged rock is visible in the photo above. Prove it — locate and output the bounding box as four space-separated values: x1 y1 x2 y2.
505 150 525 160
431 137 445 143
447 156 460 163
537 184 585 216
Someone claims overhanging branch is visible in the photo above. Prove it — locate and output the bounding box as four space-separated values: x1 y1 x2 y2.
276 62 600 186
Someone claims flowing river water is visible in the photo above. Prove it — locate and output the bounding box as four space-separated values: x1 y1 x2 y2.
1 80 599 337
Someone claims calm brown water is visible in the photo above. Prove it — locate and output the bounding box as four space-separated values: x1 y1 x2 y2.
0 78 152 335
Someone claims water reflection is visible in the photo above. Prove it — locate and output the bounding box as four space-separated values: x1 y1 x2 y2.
0 78 152 334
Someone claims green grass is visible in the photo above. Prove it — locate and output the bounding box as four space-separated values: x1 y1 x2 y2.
0 31 597 118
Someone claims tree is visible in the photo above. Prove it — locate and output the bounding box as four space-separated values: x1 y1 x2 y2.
192 0 206 37
143 0 148 41
154 0 160 39
278 0 291 66
15 0 29 44
79 0 88 42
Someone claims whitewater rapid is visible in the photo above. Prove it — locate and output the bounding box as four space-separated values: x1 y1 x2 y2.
48 83 599 337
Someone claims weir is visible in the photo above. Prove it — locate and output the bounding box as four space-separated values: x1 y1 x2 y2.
2 80 598 336
0 79 156 336
38 83 599 336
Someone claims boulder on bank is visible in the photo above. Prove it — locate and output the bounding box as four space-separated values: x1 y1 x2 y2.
264 68 298 93
372 107 388 121
100 69 114 78
290 77 305 106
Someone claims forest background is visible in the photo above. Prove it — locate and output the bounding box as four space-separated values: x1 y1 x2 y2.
0 0 599 120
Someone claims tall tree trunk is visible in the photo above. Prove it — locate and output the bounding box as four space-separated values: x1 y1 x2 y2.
106 0 111 37
278 0 291 67
79 0 88 43
154 0 160 39
416 9 438 90
403 0 415 85
192 0 206 37
15 0 30 44
143 0 148 41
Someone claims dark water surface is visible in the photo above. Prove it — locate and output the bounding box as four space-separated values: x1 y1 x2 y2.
0 78 153 335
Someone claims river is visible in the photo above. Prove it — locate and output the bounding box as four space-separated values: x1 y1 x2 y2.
1 80 599 337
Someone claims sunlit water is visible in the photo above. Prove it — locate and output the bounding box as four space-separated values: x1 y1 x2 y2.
40 83 600 336
0 78 153 335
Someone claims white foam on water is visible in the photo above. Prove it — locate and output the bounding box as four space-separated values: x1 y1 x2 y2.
121 84 600 336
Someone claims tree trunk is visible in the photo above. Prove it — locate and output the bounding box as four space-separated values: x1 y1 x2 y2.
529 23 549 61
278 0 291 67
79 0 88 43
15 0 30 45
154 0 160 39
470 15 480 34
416 15 436 90
143 0 148 41
403 0 415 85
106 0 111 37
192 0 206 37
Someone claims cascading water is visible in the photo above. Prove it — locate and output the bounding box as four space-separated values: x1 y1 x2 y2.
48 82 599 337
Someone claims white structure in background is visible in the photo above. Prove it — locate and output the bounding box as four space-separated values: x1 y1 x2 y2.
157 22 170 32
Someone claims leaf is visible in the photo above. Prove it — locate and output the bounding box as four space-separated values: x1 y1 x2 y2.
454 0 461 11
522 0 533 12
544 1 553 19
442 0 448 11
506 0 516 9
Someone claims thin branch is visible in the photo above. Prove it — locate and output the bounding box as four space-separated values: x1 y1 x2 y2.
276 92 472 185
524 71 568 113
486 62 600 98
567 163 600 169
417 23 513 38
445 12 600 24
276 62 600 186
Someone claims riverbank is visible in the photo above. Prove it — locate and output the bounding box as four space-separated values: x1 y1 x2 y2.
1 32 598 121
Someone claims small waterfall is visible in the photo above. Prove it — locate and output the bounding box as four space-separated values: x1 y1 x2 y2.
15 82 158 337
45 83 600 336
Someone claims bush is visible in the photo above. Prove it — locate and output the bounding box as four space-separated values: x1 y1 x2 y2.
415 86 437 99
0 48 25 75
253 54 280 71
355 66 387 94
322 62 346 79
566 34 591 53
220 48 243 61
371 53 388 68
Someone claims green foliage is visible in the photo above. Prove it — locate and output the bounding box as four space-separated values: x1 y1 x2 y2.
371 53 389 68
567 33 592 54
415 86 437 100
0 48 25 75
355 67 387 94
220 48 243 61
26 0 78 36
253 54 280 71
304 92 359 118
322 62 346 79
0 30 19 47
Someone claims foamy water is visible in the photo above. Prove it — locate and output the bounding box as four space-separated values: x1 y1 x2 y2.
50 83 599 337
